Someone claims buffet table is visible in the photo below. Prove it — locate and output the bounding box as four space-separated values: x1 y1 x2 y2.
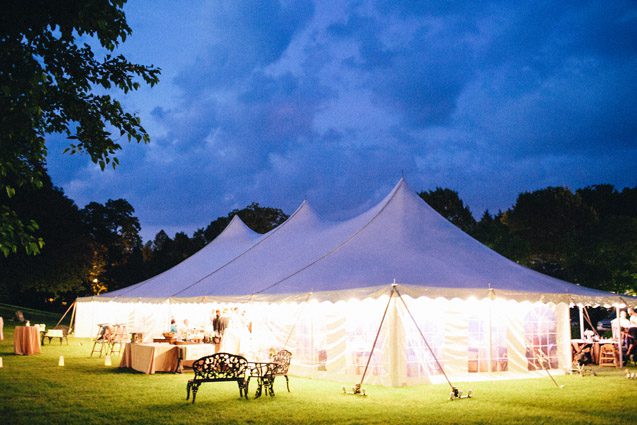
14 325 41 355
176 343 215 372
120 343 178 374
120 342 215 374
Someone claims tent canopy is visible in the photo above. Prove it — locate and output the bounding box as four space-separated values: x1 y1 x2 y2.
90 179 627 305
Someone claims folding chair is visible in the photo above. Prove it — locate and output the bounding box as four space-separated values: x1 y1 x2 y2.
108 324 128 356
90 324 112 357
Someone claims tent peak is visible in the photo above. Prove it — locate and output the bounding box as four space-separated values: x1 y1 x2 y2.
219 214 259 238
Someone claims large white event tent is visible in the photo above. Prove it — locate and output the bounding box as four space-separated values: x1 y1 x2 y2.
74 179 630 385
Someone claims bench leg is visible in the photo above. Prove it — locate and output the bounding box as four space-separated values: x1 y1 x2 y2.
239 379 249 399
186 382 192 400
285 375 290 392
191 382 201 404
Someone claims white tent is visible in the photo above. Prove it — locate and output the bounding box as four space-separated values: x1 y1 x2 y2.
75 179 631 385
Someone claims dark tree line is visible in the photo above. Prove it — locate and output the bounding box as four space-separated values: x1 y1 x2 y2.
0 179 634 311
420 185 637 294
0 178 288 310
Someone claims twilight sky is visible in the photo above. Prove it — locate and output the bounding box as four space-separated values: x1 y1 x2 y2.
46 0 637 242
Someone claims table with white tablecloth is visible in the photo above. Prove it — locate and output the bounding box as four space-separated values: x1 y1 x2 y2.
175 343 216 372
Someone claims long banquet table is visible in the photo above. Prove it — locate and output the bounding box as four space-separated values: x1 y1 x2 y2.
120 342 215 374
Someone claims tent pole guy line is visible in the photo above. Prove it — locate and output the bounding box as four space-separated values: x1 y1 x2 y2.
394 286 456 391
358 287 395 389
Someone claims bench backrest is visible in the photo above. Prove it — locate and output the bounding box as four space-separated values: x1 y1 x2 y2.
192 353 248 380
272 349 292 375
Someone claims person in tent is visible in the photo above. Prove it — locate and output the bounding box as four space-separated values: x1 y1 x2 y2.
626 308 637 362
212 309 228 352
179 319 191 341
169 319 178 334
220 308 242 355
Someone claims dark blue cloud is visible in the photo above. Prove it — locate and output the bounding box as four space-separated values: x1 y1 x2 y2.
45 0 637 242
174 0 314 94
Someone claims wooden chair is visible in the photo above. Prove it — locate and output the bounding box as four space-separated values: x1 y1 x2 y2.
90 324 112 357
271 349 293 392
599 344 618 367
108 324 127 356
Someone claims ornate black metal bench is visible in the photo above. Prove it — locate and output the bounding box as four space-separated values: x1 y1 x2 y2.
272 349 293 392
186 353 249 403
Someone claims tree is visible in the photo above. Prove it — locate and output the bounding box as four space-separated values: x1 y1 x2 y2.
81 198 142 291
418 188 476 233
472 210 529 261
571 185 637 293
203 203 289 242
505 187 598 280
0 0 160 256
0 173 93 307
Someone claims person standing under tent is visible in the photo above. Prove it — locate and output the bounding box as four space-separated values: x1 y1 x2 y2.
626 308 637 362
212 309 228 353
220 308 242 355
178 319 191 341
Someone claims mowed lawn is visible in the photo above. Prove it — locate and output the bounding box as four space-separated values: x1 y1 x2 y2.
1 324 636 425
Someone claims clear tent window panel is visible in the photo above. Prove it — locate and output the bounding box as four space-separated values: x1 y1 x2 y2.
467 309 508 373
345 299 388 377
524 305 558 370
402 300 444 378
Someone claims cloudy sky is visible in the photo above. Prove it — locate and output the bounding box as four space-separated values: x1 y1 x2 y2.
46 0 637 242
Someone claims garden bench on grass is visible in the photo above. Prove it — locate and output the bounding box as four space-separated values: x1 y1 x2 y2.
41 325 69 345
186 353 249 403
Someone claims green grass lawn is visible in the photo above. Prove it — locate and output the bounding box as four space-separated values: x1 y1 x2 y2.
1 323 636 425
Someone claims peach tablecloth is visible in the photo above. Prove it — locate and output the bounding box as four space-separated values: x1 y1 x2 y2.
14 325 41 355
120 343 178 374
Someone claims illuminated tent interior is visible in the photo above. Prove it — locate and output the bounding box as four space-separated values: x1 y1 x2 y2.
74 179 628 385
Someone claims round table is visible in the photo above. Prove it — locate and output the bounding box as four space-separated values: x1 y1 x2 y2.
14 325 42 355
